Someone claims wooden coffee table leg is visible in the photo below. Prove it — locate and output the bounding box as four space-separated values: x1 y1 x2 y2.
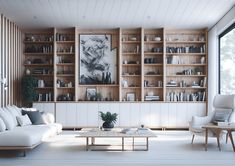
146 137 149 151
215 129 221 151
205 128 208 151
86 137 89 151
132 137 134 150
91 137 95 145
228 130 235 152
122 137 124 151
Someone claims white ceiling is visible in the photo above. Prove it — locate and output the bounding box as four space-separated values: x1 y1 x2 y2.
0 0 235 29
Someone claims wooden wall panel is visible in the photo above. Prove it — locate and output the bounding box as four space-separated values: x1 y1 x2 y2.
0 14 23 107
0 15 2 106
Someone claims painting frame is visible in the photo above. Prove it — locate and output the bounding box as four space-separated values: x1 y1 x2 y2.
79 34 117 85
126 92 135 101
86 88 97 101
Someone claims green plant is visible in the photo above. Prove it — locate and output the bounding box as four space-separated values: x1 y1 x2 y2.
22 75 37 105
99 111 118 124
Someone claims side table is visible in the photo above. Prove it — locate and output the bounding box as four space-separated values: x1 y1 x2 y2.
202 124 235 152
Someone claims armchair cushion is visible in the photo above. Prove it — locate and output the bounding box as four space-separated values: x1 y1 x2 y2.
212 108 233 124
190 115 213 127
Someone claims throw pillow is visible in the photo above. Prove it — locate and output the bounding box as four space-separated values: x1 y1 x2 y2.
212 108 233 124
0 117 6 132
22 110 46 125
16 115 32 126
0 108 15 130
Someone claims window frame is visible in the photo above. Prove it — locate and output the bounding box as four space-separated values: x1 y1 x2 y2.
218 22 235 94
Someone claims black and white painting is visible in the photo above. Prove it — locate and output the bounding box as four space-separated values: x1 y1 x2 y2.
79 34 117 84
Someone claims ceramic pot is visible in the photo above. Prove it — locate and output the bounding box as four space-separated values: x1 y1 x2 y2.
102 122 114 130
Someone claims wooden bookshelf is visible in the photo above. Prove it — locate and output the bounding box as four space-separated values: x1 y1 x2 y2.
23 27 207 103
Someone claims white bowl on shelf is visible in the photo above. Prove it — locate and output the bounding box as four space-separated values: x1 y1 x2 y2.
154 37 161 41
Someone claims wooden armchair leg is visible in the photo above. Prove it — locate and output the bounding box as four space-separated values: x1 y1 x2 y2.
191 134 195 144
226 132 229 144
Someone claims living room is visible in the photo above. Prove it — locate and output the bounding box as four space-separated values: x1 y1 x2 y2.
0 0 235 165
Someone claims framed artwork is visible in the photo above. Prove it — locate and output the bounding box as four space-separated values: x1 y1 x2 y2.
79 34 117 84
126 93 135 101
86 88 97 101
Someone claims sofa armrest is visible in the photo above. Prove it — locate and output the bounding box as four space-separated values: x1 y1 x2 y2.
42 113 55 124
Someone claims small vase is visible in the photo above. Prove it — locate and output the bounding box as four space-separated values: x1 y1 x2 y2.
102 122 114 131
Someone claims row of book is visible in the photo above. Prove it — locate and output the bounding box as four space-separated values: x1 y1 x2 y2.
37 93 53 101
166 91 206 102
145 95 160 101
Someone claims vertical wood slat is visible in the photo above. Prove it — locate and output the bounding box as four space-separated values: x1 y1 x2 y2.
19 28 23 106
7 19 10 105
0 14 2 107
3 16 6 106
13 24 16 105
16 26 19 106
0 14 23 107
10 22 13 105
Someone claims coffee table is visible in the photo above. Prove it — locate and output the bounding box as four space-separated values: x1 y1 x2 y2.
202 123 235 152
76 128 156 151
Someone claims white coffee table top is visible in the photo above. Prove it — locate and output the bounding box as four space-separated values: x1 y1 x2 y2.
76 128 156 138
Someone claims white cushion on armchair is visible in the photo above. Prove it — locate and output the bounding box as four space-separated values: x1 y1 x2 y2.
189 115 213 133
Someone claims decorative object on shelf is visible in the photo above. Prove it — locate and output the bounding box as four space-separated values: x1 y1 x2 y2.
99 111 118 130
86 88 97 101
37 80 45 88
122 79 128 88
79 34 117 84
25 68 31 75
57 93 73 101
194 67 203 75
154 36 161 41
126 92 135 101
22 76 37 106
200 56 205 64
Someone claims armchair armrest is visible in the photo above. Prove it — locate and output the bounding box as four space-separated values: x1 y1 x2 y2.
42 113 55 124
189 115 213 128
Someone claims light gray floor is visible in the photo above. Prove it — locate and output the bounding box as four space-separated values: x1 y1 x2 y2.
0 130 235 166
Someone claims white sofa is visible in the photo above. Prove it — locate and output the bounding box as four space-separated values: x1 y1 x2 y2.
0 105 62 156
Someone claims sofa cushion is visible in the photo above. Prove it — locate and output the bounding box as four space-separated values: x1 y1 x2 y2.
0 108 15 130
0 117 6 132
12 105 23 115
6 106 19 126
0 123 62 147
212 108 233 124
16 115 32 126
22 110 46 125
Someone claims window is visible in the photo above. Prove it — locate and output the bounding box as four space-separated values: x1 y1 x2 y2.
219 23 235 94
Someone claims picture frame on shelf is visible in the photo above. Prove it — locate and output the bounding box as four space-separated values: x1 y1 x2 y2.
86 88 97 101
126 92 135 101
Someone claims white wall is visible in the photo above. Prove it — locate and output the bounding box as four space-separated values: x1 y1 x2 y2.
208 5 235 113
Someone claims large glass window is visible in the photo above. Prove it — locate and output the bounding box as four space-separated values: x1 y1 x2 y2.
219 23 235 94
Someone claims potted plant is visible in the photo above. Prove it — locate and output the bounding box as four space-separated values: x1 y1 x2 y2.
99 111 118 130
22 75 37 107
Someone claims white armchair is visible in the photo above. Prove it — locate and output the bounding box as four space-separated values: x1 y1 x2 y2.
189 94 235 144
